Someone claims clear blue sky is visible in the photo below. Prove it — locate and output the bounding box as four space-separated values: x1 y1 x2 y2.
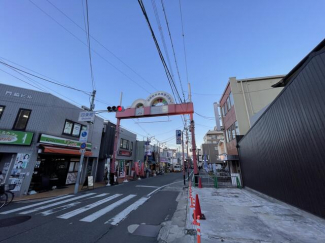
0 0 324 149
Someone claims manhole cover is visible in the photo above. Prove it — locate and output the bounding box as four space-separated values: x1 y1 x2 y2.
132 224 161 237
0 216 31 227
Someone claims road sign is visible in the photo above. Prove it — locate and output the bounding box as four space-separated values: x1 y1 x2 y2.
80 142 87 149
78 111 95 122
79 130 89 143
79 148 85 153
176 130 182 144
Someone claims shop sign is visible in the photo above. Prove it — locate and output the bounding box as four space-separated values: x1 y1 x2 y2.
0 129 34 145
176 130 181 144
5 90 32 99
118 150 132 157
39 134 92 150
78 111 95 122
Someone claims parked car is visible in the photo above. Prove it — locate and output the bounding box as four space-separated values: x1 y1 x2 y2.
173 165 181 172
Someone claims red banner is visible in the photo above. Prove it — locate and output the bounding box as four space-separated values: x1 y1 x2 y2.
141 162 145 177
135 162 139 175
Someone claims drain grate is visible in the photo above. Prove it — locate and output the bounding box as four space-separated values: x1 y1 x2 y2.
185 229 197 235
132 224 161 238
0 216 31 227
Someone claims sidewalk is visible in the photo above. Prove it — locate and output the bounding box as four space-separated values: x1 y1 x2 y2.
13 181 108 202
159 185 325 243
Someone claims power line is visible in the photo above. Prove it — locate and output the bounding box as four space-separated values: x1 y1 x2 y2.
0 60 90 94
178 0 189 85
29 0 151 94
84 0 96 91
46 0 157 92
161 0 186 102
195 112 215 120
138 0 182 103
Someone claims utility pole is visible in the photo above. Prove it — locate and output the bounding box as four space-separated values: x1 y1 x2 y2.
182 130 185 185
185 127 189 180
74 90 96 194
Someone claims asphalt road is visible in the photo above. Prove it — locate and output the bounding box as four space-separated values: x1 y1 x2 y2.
0 172 186 243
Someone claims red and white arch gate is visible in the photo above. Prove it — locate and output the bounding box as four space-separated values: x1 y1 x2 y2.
110 92 199 182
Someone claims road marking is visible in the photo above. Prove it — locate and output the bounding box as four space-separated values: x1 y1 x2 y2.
0 194 74 215
39 202 82 216
147 180 182 197
107 197 149 225
57 194 121 219
90 193 109 198
19 193 96 214
80 194 136 222
136 185 159 188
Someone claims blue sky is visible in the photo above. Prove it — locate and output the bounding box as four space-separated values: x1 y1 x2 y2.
0 0 324 149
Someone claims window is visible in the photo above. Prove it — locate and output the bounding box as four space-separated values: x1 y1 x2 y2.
227 97 231 110
235 121 239 135
0 106 5 119
120 138 129 150
229 92 234 107
63 120 85 137
13 109 31 130
69 162 80 172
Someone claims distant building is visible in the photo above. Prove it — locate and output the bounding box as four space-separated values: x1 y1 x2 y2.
201 130 224 164
219 75 284 173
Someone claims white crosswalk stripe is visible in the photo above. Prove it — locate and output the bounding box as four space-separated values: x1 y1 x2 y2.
106 197 149 225
19 193 96 215
0 194 74 215
80 194 136 222
57 194 121 219
39 202 82 216
2 192 151 224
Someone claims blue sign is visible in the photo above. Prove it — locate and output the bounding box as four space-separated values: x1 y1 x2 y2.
176 130 182 144
80 142 87 149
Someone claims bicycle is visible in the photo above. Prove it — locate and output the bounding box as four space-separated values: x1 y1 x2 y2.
0 184 8 209
5 184 16 206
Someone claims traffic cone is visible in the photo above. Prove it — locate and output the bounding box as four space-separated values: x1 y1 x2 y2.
198 177 202 188
192 208 198 225
195 194 205 220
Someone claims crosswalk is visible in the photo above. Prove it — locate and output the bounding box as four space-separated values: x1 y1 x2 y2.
0 192 149 225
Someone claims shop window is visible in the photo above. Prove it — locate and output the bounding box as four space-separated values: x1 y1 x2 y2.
0 105 5 119
13 109 31 130
69 162 80 172
63 120 85 137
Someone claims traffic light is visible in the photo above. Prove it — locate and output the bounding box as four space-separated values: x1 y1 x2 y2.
107 106 124 112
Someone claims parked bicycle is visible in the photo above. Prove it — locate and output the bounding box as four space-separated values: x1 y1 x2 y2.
0 184 16 209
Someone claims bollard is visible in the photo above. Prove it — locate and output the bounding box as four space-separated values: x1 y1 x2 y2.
196 215 201 243
236 176 241 188
214 176 218 188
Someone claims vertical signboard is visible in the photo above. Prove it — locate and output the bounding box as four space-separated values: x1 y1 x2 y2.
176 130 182 144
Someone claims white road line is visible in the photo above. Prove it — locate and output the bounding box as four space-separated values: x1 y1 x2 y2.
136 185 159 188
80 194 136 222
57 194 121 219
19 193 96 215
0 194 74 215
39 202 82 216
147 180 182 197
90 193 109 198
106 197 149 225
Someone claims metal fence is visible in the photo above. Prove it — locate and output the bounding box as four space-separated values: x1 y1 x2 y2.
191 173 241 188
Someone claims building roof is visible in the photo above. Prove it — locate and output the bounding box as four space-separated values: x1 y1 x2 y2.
272 39 325 87
237 75 285 82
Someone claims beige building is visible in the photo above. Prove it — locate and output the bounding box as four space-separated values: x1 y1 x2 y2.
219 75 284 172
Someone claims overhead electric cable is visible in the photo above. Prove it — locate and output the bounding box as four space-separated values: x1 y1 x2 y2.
29 0 151 94
0 60 90 94
178 0 189 85
46 0 157 91
161 0 186 102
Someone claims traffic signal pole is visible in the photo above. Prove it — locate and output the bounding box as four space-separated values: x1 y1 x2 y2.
74 90 96 194
109 118 120 186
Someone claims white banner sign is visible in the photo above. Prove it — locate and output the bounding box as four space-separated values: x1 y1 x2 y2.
78 111 95 122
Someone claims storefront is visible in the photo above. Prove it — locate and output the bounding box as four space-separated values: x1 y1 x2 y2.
0 129 35 195
28 134 93 192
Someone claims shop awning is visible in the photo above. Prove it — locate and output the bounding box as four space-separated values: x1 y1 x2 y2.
43 146 92 156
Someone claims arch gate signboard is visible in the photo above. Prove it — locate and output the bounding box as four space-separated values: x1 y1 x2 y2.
109 91 199 184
